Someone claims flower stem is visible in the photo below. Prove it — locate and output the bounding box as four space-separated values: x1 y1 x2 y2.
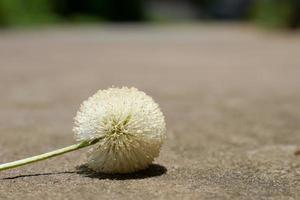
0 138 101 171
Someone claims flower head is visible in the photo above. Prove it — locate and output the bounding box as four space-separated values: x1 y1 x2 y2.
73 87 166 173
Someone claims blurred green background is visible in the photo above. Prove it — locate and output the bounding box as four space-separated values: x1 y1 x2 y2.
0 0 299 29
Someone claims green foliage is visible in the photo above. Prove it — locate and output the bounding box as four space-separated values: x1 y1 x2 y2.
0 0 299 29
252 0 300 29
0 0 57 27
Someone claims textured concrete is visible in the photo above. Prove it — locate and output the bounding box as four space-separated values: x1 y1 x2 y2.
0 24 300 199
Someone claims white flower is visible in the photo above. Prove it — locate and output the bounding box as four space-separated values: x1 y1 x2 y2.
73 87 166 173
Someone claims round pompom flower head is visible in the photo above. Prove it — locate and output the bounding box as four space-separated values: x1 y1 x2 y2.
73 87 166 173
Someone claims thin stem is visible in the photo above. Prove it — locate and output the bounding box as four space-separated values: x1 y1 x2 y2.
0 138 101 171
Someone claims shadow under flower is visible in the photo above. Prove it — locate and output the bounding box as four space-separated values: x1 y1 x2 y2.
1 164 167 180
76 164 167 180
1 171 75 180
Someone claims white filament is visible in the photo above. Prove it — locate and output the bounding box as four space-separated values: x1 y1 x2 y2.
73 87 166 173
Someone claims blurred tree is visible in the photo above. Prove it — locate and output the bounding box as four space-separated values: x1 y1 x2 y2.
102 0 145 21
0 0 299 29
0 0 57 27
0 0 146 27
252 0 300 29
193 0 253 19
52 0 145 21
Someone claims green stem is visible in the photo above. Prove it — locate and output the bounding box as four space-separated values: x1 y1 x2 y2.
0 138 100 171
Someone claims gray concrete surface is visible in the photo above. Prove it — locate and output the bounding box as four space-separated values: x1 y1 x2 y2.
0 24 300 199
